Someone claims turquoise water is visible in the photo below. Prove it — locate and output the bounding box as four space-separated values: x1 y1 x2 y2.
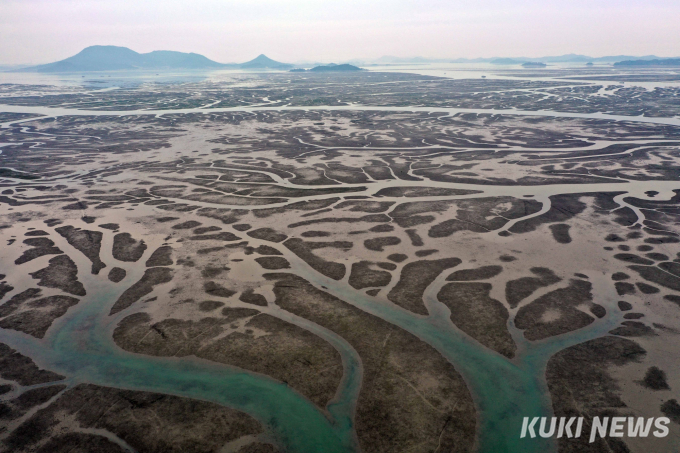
291 258 623 453
0 266 356 453
0 204 629 453
0 89 676 452
0 245 623 453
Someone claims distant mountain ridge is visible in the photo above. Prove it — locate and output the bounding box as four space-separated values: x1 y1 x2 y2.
489 58 524 65
10 46 680 72
13 46 293 72
350 54 674 65
614 58 680 67
490 60 548 67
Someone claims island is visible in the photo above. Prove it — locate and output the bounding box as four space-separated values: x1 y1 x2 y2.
522 62 547 68
292 64 363 72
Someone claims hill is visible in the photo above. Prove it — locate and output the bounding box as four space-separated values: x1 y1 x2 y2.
239 54 293 70
308 64 362 72
17 46 226 72
13 46 293 72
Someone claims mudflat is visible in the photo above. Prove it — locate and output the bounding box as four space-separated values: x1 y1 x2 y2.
1 68 679 453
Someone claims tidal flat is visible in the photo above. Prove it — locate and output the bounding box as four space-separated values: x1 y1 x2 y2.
0 67 679 453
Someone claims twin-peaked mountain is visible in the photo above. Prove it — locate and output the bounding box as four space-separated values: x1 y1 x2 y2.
17 46 293 72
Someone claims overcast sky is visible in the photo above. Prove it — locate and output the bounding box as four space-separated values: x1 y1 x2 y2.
1 0 678 65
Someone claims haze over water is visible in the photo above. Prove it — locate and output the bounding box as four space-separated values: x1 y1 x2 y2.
2 0 679 66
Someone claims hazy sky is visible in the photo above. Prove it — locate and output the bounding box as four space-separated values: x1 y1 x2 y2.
1 0 678 64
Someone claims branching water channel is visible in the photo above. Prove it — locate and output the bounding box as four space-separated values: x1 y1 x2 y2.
1 101 679 452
